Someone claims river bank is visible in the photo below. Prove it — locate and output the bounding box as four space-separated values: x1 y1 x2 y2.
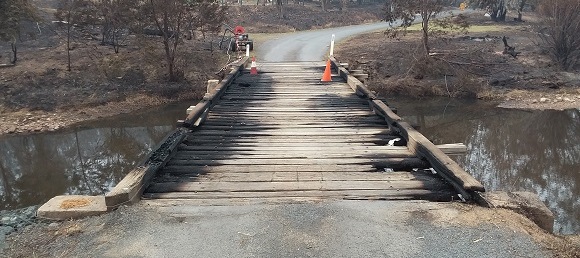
334 12 580 111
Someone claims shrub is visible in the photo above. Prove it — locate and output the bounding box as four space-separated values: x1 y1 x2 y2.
538 0 580 71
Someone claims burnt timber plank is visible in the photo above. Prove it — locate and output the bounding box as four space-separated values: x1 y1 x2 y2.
154 171 437 182
146 180 444 193
143 189 455 202
165 157 428 168
159 164 382 173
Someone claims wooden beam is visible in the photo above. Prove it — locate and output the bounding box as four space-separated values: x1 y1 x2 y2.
154 171 438 182
104 128 186 210
146 180 446 193
182 57 249 127
399 121 485 192
143 189 455 202
328 58 485 198
166 157 429 170
161 164 380 173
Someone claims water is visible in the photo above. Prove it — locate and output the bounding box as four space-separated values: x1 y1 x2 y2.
387 97 580 235
0 102 191 210
0 99 578 235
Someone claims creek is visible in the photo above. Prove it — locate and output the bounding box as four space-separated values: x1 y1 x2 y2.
0 99 578 234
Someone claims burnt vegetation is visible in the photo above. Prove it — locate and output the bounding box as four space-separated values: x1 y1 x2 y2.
0 0 230 112
334 0 580 101
0 0 578 113
0 0 389 113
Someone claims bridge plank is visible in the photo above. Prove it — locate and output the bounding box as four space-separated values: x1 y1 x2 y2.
188 130 391 136
176 146 408 151
210 108 372 112
146 180 446 193
160 164 381 173
166 158 428 169
203 118 387 123
171 153 416 160
196 124 386 130
143 189 455 202
155 171 435 182
182 138 397 145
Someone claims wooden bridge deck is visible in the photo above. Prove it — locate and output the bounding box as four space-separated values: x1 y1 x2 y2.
142 62 458 203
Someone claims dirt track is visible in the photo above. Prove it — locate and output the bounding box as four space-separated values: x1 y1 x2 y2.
258 22 392 62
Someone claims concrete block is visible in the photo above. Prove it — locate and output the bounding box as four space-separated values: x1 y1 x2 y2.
483 191 554 232
37 195 107 220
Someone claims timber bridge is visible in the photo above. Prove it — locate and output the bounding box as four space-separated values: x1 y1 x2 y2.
104 57 485 209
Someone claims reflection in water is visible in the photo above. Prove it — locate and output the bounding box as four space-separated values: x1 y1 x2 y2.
389 97 579 235
0 102 190 210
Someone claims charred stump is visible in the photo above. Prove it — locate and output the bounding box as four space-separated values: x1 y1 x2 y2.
502 36 520 58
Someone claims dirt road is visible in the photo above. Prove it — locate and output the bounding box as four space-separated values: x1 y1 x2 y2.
7 201 556 257
257 22 394 62
256 10 468 62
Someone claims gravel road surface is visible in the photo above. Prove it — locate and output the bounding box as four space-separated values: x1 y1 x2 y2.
51 201 549 258
258 22 394 62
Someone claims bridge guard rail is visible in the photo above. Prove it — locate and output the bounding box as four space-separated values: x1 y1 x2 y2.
329 57 485 201
180 56 250 128
105 57 250 210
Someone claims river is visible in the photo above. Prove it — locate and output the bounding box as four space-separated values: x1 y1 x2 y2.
0 99 578 235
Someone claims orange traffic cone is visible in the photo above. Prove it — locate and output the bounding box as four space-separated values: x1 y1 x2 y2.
250 56 258 75
321 59 332 82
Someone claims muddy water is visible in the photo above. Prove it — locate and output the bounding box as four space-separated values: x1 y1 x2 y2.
387 97 579 235
0 99 578 234
0 102 190 211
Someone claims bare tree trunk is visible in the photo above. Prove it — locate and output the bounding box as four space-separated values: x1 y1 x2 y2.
10 38 17 64
340 0 347 11
277 0 285 19
0 160 14 204
516 0 527 22
66 15 72 71
161 10 176 81
422 17 430 55
490 0 507 22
